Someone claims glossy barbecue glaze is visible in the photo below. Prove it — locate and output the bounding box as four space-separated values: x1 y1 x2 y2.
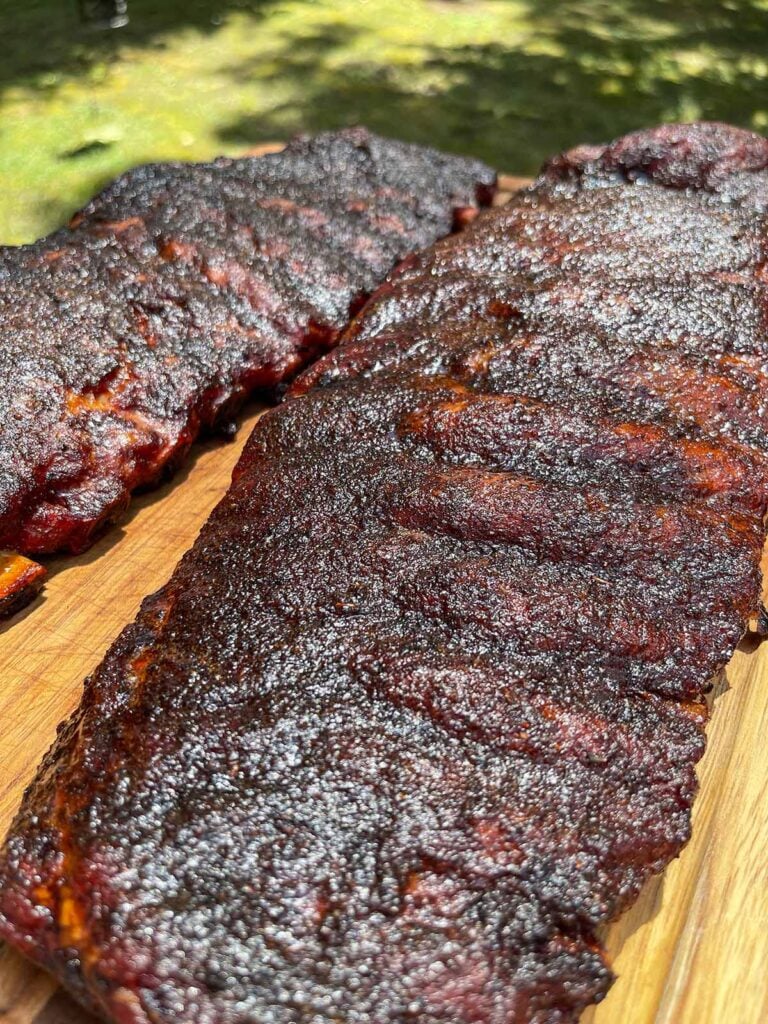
2 123 768 1022
0 129 494 614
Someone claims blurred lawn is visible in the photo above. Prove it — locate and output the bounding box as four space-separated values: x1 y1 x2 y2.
2 0 768 241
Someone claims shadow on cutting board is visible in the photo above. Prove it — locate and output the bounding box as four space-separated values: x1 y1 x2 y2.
33 988 99 1024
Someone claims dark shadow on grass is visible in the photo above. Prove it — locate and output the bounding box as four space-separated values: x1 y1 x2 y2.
0 0 277 95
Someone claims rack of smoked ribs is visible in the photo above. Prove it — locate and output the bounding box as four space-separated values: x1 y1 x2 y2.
1 122 768 1022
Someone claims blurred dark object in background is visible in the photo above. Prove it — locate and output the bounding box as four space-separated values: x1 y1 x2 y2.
78 0 128 29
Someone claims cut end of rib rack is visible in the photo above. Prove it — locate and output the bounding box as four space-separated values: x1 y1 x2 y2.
0 552 46 619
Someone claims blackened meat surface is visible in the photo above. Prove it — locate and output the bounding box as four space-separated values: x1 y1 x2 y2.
0 129 494 612
1 123 767 1022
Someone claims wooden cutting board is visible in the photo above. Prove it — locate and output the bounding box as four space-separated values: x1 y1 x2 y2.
0 165 767 1024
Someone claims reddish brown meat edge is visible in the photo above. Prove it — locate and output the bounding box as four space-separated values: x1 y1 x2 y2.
1 122 768 1022
0 552 47 618
0 128 495 617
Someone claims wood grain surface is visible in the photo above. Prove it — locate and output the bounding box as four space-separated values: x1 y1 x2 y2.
0 166 766 1024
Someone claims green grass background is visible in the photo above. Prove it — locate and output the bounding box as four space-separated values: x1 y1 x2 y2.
2 0 768 242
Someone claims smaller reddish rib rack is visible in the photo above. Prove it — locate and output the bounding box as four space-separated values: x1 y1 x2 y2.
0 129 495 615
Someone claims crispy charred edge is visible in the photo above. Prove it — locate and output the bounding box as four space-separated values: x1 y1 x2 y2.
0 552 46 619
746 602 768 636
540 121 768 192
